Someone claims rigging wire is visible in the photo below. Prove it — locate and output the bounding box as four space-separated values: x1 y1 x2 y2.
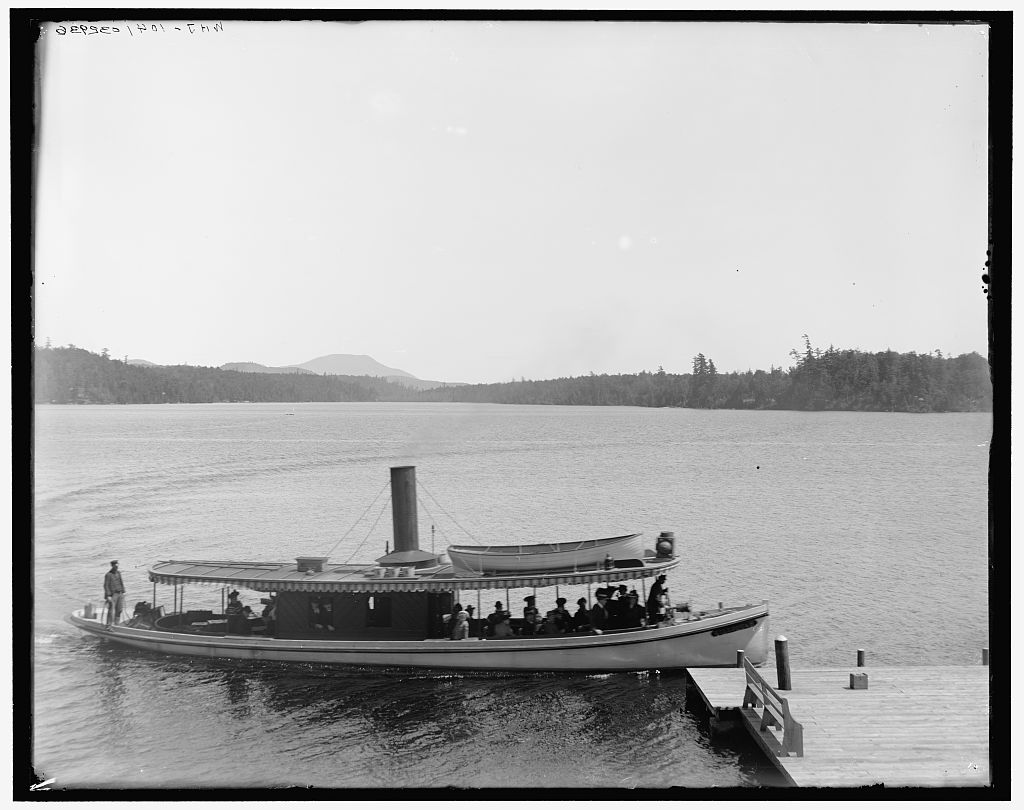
417 478 482 545
343 493 392 564
415 495 449 549
322 479 391 559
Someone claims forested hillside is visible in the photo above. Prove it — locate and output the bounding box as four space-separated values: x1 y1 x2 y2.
34 346 421 404
33 340 992 412
420 339 992 412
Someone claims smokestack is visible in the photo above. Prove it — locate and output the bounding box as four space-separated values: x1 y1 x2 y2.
390 466 419 552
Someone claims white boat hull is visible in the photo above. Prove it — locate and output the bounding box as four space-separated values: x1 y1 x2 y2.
66 604 770 672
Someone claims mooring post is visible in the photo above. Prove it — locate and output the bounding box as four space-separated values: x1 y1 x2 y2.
736 649 745 668
775 636 792 690
982 648 989 666
857 648 865 667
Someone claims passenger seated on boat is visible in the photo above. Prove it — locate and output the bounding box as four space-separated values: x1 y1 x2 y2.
310 598 336 632
522 596 541 636
589 589 611 634
491 613 514 638
261 596 277 635
544 598 571 634
621 591 645 628
486 601 506 635
450 603 470 640
606 585 628 629
573 598 590 631
225 591 250 635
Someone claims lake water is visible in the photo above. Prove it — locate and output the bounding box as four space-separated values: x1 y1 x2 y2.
31 403 991 789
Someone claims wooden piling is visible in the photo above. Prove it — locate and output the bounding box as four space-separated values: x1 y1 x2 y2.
736 649 745 668
857 648 865 667
775 636 792 690
982 648 989 666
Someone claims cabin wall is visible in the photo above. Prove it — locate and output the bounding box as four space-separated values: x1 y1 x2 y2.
275 591 454 639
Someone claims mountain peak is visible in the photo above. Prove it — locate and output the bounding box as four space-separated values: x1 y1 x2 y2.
296 354 415 379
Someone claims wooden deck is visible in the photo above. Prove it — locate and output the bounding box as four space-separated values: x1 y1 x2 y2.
687 665 990 787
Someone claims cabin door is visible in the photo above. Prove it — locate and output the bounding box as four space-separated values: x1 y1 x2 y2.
426 592 453 638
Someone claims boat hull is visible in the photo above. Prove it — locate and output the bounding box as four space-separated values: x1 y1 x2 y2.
447 533 647 575
66 604 769 672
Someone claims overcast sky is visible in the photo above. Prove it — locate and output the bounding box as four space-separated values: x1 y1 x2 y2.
34 20 989 384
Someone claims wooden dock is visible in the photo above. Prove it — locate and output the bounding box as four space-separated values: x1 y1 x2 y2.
687 664 990 787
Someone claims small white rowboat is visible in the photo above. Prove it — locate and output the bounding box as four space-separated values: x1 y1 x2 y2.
447 533 647 574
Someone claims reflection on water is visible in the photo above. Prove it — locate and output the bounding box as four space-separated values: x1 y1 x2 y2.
34 639 770 789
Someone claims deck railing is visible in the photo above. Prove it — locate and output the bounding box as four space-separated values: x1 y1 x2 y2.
741 657 804 757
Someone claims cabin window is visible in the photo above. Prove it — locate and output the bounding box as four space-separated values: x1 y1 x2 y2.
366 595 392 627
309 597 335 631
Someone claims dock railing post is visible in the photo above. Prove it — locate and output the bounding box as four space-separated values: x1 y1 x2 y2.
857 648 865 667
736 649 745 668
775 636 792 690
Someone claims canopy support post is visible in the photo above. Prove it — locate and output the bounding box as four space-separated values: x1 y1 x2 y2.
476 590 482 638
641 571 647 625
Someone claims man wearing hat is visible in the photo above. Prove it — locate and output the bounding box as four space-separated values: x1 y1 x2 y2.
522 595 540 636
545 597 571 634
589 589 610 633
103 560 125 628
647 574 669 625
486 601 506 636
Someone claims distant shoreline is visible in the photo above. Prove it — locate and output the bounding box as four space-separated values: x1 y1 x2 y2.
34 344 993 414
35 401 993 414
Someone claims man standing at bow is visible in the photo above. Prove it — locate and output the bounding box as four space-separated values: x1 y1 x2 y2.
103 560 125 628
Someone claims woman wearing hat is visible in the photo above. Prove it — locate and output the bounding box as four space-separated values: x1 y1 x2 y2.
622 590 645 629
491 612 514 638
226 590 250 635
572 597 590 632
450 603 470 640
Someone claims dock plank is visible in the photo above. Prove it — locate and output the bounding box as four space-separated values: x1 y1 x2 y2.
688 665 989 787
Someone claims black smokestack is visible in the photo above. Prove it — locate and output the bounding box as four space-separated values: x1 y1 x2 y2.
390 465 419 552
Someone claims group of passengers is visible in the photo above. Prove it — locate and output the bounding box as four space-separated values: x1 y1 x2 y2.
581 586 648 634
225 591 278 635
444 575 672 640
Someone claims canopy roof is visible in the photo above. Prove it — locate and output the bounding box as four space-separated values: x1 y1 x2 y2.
148 556 681 593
